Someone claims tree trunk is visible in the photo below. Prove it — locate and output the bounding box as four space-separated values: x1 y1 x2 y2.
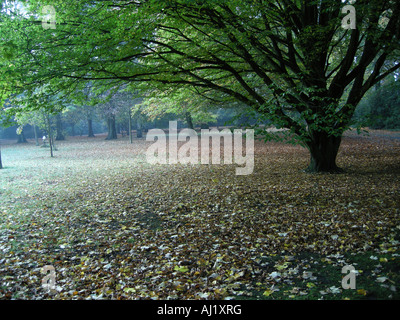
88 119 95 137
136 117 143 138
185 111 194 129
305 132 343 173
17 130 27 143
46 114 54 157
33 125 39 146
49 134 54 157
0 143 3 169
71 124 75 137
55 113 65 141
128 110 133 143
106 115 117 140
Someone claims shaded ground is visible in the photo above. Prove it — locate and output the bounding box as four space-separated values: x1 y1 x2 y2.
0 129 399 300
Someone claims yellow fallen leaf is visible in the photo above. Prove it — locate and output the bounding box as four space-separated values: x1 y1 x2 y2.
174 265 189 272
275 262 290 271
357 289 367 296
263 289 273 297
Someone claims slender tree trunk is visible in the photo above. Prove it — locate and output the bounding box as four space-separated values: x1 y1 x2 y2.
118 123 126 137
106 115 117 140
136 116 143 138
88 118 95 137
46 114 54 157
49 134 54 157
185 111 194 129
50 134 54 157
33 125 39 146
55 113 65 141
0 143 3 169
129 110 133 143
305 131 343 173
71 124 75 137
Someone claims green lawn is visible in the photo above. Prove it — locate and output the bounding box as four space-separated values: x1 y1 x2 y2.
0 131 399 300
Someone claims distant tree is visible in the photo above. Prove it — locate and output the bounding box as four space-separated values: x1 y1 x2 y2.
132 106 145 139
105 114 117 140
0 136 3 169
69 84 100 138
98 89 143 140
81 106 97 138
55 113 65 141
14 86 62 157
16 126 28 143
32 124 40 146
87 115 95 138
355 79 400 129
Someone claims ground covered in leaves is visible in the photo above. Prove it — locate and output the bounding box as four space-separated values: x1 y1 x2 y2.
0 130 399 300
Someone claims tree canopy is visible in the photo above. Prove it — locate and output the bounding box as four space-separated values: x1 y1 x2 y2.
1 0 400 172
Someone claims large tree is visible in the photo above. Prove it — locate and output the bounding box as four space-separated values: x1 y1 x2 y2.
1 0 400 172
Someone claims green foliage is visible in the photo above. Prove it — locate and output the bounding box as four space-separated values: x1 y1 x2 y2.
354 80 400 130
1 0 400 171
138 86 218 126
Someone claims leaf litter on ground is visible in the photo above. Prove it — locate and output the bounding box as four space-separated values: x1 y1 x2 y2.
0 130 399 300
